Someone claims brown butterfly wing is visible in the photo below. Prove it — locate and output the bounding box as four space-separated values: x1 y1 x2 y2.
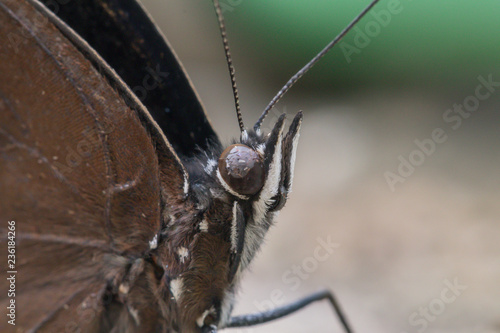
0 0 185 331
50 0 222 158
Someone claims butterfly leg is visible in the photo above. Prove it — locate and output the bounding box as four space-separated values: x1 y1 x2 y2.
202 325 218 333
226 290 353 333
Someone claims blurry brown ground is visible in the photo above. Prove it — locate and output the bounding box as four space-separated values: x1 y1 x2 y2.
141 1 500 332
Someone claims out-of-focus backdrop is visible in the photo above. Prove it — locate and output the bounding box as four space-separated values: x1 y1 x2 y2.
139 1 500 332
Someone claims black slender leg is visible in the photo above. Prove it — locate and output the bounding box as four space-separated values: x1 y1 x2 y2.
201 325 218 333
226 290 353 333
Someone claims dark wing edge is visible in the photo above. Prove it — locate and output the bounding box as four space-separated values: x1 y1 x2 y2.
28 0 191 202
48 0 221 157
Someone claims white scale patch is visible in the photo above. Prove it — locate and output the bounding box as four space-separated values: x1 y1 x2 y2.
204 158 217 174
183 172 189 195
288 122 302 190
256 143 265 155
148 234 158 250
127 305 140 325
177 247 189 264
230 201 239 252
241 130 249 142
170 278 183 301
118 283 129 295
196 306 216 327
199 219 209 232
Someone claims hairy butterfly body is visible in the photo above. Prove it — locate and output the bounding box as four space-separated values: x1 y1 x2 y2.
0 0 379 332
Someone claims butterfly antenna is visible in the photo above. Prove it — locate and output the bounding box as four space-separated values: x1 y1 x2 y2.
254 0 381 130
213 0 245 134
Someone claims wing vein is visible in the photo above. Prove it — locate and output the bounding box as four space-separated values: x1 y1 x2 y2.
5 232 113 251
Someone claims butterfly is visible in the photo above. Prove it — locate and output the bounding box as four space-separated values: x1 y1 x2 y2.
0 0 379 332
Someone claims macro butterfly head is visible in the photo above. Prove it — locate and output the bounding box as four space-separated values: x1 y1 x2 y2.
216 113 302 204
169 113 302 331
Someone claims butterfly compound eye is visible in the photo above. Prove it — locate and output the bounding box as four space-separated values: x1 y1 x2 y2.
218 144 265 195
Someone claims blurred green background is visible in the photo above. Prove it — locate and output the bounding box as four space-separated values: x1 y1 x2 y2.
141 0 500 92
217 0 500 90
139 1 500 333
